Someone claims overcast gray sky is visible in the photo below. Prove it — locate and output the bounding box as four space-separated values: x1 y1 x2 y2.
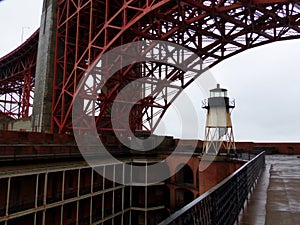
0 0 299 142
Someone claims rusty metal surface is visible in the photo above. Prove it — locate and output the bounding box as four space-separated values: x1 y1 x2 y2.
238 155 300 225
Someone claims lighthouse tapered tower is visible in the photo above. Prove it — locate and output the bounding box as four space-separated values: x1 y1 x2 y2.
202 84 236 155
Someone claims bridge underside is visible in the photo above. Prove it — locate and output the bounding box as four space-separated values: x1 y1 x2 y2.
0 0 300 134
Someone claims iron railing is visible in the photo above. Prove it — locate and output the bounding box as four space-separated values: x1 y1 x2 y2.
158 151 265 225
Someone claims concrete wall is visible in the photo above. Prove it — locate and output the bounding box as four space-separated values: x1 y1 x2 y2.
0 118 32 131
9 118 32 131
236 141 300 155
31 0 58 132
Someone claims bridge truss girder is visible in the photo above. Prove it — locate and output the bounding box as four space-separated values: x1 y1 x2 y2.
53 0 300 134
0 30 38 120
0 0 300 134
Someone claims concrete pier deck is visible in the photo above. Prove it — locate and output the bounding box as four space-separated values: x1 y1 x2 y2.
238 155 300 225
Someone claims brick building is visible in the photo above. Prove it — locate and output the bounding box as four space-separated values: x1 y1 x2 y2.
0 131 244 225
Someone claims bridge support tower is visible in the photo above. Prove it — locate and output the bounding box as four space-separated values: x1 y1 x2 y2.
32 0 57 132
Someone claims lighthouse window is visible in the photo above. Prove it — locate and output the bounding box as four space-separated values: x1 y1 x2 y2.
210 91 228 97
211 92 222 97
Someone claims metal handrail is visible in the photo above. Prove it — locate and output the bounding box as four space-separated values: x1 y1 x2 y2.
158 151 265 225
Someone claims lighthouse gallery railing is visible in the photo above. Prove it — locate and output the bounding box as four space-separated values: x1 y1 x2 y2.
159 151 265 225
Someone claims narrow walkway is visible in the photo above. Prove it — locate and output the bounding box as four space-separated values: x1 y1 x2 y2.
238 155 300 225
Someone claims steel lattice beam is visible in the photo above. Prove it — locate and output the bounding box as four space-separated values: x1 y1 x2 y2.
0 0 300 134
53 0 300 134
0 30 38 120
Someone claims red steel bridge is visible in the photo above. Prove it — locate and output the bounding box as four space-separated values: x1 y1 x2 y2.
0 0 300 134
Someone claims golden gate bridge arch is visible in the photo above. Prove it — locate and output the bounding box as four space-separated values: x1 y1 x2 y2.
0 0 299 134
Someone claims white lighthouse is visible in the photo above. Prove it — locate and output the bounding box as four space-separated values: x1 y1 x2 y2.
202 84 236 155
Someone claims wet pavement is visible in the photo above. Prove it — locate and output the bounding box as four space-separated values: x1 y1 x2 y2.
238 155 300 225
